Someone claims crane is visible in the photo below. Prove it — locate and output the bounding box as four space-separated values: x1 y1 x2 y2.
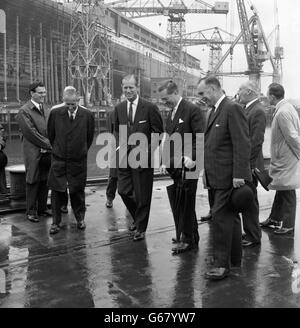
272 0 283 83
212 0 278 88
104 0 229 80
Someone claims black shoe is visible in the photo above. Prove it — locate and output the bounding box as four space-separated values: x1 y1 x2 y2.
205 267 230 281
172 242 198 255
274 227 294 235
38 209 52 217
77 221 86 230
27 215 39 223
242 240 261 248
49 224 60 235
129 224 137 232
260 217 281 229
60 206 68 214
172 237 179 244
106 199 113 208
200 213 212 222
133 231 145 241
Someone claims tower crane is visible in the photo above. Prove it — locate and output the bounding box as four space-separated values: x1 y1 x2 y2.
104 0 229 80
212 0 278 88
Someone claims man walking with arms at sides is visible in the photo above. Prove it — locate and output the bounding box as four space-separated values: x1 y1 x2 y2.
47 86 95 235
237 81 266 247
260 83 300 235
197 76 252 280
16 81 52 223
159 80 205 254
114 74 164 241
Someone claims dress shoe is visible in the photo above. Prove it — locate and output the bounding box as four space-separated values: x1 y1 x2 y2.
49 224 60 235
172 237 179 244
27 215 39 223
274 227 294 235
172 242 197 255
242 240 261 247
60 205 68 214
205 267 230 281
105 199 113 208
260 217 281 229
133 231 145 241
129 223 137 232
77 220 86 230
38 209 52 217
200 213 212 222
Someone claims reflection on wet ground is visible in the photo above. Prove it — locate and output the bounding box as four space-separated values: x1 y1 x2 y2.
0 181 300 308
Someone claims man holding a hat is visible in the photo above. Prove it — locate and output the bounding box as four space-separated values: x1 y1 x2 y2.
198 76 252 280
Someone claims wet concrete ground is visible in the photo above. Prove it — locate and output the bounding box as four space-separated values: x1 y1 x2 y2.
0 180 300 308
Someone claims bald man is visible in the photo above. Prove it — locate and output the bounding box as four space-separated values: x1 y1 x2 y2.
237 81 266 247
47 86 95 235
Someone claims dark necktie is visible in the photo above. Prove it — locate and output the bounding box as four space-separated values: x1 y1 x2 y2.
207 105 216 126
39 104 44 116
128 100 133 126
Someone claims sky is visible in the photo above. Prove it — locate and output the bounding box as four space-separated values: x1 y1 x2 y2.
134 0 300 99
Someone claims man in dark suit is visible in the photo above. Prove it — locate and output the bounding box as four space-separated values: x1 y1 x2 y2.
198 76 252 280
47 86 95 235
114 74 164 241
16 81 52 223
159 80 205 254
237 81 266 247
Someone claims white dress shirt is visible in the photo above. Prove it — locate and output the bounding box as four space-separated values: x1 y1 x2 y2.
127 95 139 123
171 96 183 120
214 94 226 112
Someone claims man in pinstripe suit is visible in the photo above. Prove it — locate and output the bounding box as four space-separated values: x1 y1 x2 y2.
197 76 252 280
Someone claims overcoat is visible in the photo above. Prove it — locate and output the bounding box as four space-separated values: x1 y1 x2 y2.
16 101 51 183
269 99 300 190
47 104 95 193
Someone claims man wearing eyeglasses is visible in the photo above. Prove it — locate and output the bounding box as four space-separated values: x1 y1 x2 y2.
16 81 52 223
47 86 95 235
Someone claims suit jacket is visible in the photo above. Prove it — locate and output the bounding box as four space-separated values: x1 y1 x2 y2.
204 97 252 189
244 99 267 171
163 99 205 176
47 104 95 192
114 97 163 169
16 100 52 183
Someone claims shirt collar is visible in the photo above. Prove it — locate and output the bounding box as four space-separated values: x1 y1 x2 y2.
127 95 139 107
214 94 226 111
246 98 259 109
31 99 41 110
66 104 78 117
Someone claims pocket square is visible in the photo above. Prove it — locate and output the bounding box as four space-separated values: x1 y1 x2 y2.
179 118 184 124
139 120 147 123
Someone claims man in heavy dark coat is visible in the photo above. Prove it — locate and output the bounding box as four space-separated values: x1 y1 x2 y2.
16 81 52 223
47 86 95 235
198 76 252 280
159 80 205 254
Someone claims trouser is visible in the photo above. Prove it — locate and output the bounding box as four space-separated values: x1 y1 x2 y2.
208 188 214 214
241 177 261 243
106 168 118 201
51 189 86 225
26 180 49 215
61 189 69 207
270 190 296 229
211 188 242 269
173 177 199 245
118 168 153 233
0 168 7 194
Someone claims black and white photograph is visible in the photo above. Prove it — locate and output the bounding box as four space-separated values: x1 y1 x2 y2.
0 0 300 310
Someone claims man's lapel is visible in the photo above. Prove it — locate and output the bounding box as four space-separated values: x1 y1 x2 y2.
133 98 144 131
205 97 227 133
169 100 185 133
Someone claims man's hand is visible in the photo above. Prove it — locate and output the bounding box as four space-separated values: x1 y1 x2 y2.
160 164 167 175
183 156 195 170
233 178 245 188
